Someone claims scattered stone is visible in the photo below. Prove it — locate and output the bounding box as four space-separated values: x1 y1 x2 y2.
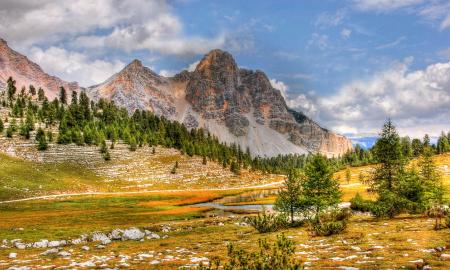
58 251 71 257
92 232 111 245
41 248 59 256
13 242 26 250
109 229 124 240
8 253 17 259
81 246 90 251
96 245 106 249
150 260 160 265
161 225 171 233
122 227 145 241
32 239 48 248
146 232 160 240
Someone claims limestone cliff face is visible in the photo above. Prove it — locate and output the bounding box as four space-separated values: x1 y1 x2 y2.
0 37 352 157
184 49 353 157
0 39 79 100
86 59 177 117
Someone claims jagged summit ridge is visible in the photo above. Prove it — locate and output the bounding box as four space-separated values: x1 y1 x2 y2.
0 37 352 157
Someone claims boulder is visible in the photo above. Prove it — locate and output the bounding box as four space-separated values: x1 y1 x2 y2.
41 248 59 256
109 229 124 240
32 239 49 248
91 232 111 245
121 228 145 241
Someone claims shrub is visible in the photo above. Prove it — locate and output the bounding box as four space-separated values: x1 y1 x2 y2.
309 209 350 236
370 191 410 219
350 193 373 212
197 234 303 270
248 209 287 233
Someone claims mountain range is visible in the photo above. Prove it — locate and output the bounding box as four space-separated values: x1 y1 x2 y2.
0 38 352 157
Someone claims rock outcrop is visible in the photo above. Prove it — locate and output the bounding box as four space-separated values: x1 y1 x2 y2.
0 39 79 100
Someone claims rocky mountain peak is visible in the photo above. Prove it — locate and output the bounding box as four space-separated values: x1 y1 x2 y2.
195 49 238 78
0 37 79 99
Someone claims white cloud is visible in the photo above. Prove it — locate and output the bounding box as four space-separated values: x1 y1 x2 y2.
187 60 200 72
29 46 125 87
307 33 329 50
375 36 406 50
0 0 247 56
352 0 424 12
341 28 352 39
353 0 450 30
287 59 450 137
158 69 177 77
315 9 346 27
269 79 289 98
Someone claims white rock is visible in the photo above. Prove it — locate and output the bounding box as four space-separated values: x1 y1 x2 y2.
32 239 49 248
41 248 59 256
441 253 450 259
122 228 145 241
14 242 26 250
150 260 160 264
92 232 111 245
146 232 160 240
81 246 90 251
109 229 124 240
161 225 171 233
47 240 62 248
58 251 71 257
8 252 17 259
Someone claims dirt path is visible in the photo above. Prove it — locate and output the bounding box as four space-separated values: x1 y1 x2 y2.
0 180 284 204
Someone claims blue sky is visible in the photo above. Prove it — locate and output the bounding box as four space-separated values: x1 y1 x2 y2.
1 0 450 139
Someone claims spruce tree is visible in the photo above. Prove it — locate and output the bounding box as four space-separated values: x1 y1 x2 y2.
275 169 304 224
36 128 48 151
7 77 16 103
299 154 341 222
419 146 447 229
59 87 67 105
372 119 404 193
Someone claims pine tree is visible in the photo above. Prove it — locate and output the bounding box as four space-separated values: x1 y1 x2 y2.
411 138 422 157
371 119 404 192
437 132 450 154
7 77 16 103
345 167 351 184
129 136 137 151
275 169 304 224
36 128 48 151
299 154 341 222
59 87 67 105
29 85 36 96
0 118 3 133
38 88 45 101
419 146 447 229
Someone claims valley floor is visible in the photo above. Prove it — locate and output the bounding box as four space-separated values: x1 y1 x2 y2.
1 144 450 269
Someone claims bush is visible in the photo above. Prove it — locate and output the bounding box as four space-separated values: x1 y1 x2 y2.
350 193 374 212
370 191 410 219
309 209 350 236
248 209 287 233
197 234 303 270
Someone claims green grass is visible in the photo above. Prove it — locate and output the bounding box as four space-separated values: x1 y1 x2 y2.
0 153 108 201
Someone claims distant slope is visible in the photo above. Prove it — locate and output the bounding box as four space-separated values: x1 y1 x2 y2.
0 39 79 100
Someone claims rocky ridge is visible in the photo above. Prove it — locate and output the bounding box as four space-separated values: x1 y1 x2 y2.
0 39 79 100
0 38 352 157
